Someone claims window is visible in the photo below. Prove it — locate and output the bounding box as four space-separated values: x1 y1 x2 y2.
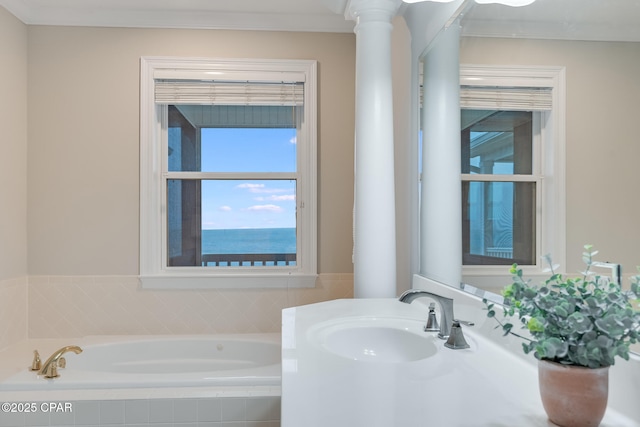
460 66 566 274
462 109 539 265
140 57 317 288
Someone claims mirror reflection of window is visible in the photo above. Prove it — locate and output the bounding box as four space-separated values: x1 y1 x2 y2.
461 110 538 266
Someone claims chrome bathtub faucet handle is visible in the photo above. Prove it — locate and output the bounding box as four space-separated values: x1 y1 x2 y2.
30 350 41 371
39 345 82 379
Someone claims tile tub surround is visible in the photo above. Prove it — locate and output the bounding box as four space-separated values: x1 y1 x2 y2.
0 395 281 427
0 277 27 351
27 273 353 338
281 280 639 427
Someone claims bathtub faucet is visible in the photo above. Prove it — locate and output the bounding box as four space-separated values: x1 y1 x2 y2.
39 345 83 379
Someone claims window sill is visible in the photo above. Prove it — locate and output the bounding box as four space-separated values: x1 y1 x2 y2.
140 273 317 289
462 265 548 297
463 264 543 276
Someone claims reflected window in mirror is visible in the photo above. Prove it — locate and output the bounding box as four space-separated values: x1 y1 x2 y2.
461 109 539 266
454 66 566 278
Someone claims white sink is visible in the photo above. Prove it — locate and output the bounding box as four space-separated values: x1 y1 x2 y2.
308 317 438 362
283 288 639 427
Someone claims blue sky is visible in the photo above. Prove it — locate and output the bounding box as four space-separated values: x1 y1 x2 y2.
200 128 297 230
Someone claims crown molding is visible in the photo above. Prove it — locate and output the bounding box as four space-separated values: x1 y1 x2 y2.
461 18 640 43
0 0 355 33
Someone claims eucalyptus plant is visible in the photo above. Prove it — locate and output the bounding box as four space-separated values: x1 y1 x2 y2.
485 245 640 368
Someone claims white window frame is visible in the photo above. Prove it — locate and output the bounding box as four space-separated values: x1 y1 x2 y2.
461 112 543 266
460 65 566 280
140 57 318 289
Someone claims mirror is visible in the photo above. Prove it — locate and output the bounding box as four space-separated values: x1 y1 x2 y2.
417 0 640 353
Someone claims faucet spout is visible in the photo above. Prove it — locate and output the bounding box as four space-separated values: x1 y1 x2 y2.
39 345 82 378
399 289 454 340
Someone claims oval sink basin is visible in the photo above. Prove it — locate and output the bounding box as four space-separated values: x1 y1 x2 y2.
309 317 438 363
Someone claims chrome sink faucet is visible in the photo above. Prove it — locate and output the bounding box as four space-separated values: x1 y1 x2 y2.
399 289 454 340
38 345 83 378
399 289 472 349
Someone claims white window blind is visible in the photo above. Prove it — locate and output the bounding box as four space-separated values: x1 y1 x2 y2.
155 80 304 106
460 86 552 111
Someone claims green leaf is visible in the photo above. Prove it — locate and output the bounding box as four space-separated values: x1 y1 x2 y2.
522 341 535 355
567 312 592 334
536 337 568 359
502 323 513 336
527 317 545 333
509 264 518 275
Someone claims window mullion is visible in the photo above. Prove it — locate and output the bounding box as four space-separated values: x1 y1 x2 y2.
164 172 298 180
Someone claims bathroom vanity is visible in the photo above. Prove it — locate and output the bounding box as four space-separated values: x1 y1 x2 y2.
281 276 639 427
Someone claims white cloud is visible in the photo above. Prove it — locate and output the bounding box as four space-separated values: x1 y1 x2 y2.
218 205 232 212
253 194 296 202
290 136 297 144
237 183 290 195
247 204 283 213
236 183 265 192
260 188 288 194
269 194 296 201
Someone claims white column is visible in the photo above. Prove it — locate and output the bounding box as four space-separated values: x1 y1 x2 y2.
420 24 462 287
348 0 401 298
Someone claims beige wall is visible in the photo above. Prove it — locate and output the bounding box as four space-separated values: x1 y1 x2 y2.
26 25 356 276
460 37 640 274
0 9 356 340
0 6 28 281
0 7 28 350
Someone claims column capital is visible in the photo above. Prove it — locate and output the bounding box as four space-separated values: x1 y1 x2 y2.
346 0 402 22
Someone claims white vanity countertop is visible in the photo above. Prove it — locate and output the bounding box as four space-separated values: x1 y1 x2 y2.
281 296 638 427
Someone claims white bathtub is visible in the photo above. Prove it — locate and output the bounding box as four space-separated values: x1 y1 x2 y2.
0 334 281 391
0 334 282 426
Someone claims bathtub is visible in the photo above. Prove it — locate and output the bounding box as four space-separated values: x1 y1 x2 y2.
0 334 282 427
0 334 281 391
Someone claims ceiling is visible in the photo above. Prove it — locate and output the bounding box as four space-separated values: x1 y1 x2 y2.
0 0 639 42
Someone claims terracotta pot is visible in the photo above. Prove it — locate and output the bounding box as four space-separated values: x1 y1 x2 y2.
538 359 609 427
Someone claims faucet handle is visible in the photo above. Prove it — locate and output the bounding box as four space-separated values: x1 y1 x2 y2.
453 319 475 327
30 350 41 371
42 360 59 379
444 321 471 350
424 303 440 332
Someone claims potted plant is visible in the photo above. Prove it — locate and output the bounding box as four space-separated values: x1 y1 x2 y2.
484 245 640 427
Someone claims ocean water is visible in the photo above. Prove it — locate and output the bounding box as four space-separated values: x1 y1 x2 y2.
202 228 296 254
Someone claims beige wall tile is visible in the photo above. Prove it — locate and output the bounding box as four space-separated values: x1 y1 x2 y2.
28 274 353 338
0 277 27 350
